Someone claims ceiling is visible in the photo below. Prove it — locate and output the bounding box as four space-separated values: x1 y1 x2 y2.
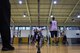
10 0 80 26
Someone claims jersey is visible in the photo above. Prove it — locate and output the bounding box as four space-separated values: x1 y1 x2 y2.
49 20 58 31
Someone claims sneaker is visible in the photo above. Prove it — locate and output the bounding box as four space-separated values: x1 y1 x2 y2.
2 46 14 51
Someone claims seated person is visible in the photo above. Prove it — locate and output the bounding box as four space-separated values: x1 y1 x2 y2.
61 31 68 45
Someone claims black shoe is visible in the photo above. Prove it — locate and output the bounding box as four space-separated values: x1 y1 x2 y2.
2 46 14 51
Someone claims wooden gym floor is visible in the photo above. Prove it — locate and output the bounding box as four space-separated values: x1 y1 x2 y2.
0 44 80 53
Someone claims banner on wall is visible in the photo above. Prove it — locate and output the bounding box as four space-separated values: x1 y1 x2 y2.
66 30 80 38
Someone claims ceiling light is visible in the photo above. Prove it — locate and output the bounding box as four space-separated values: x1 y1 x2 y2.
50 15 53 18
23 13 26 17
19 0 22 4
23 12 27 17
77 15 80 18
23 14 26 17
53 1 57 4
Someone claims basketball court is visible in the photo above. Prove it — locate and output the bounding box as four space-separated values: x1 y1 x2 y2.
0 0 80 53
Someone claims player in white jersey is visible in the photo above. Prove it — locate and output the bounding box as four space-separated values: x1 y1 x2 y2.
49 17 58 45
